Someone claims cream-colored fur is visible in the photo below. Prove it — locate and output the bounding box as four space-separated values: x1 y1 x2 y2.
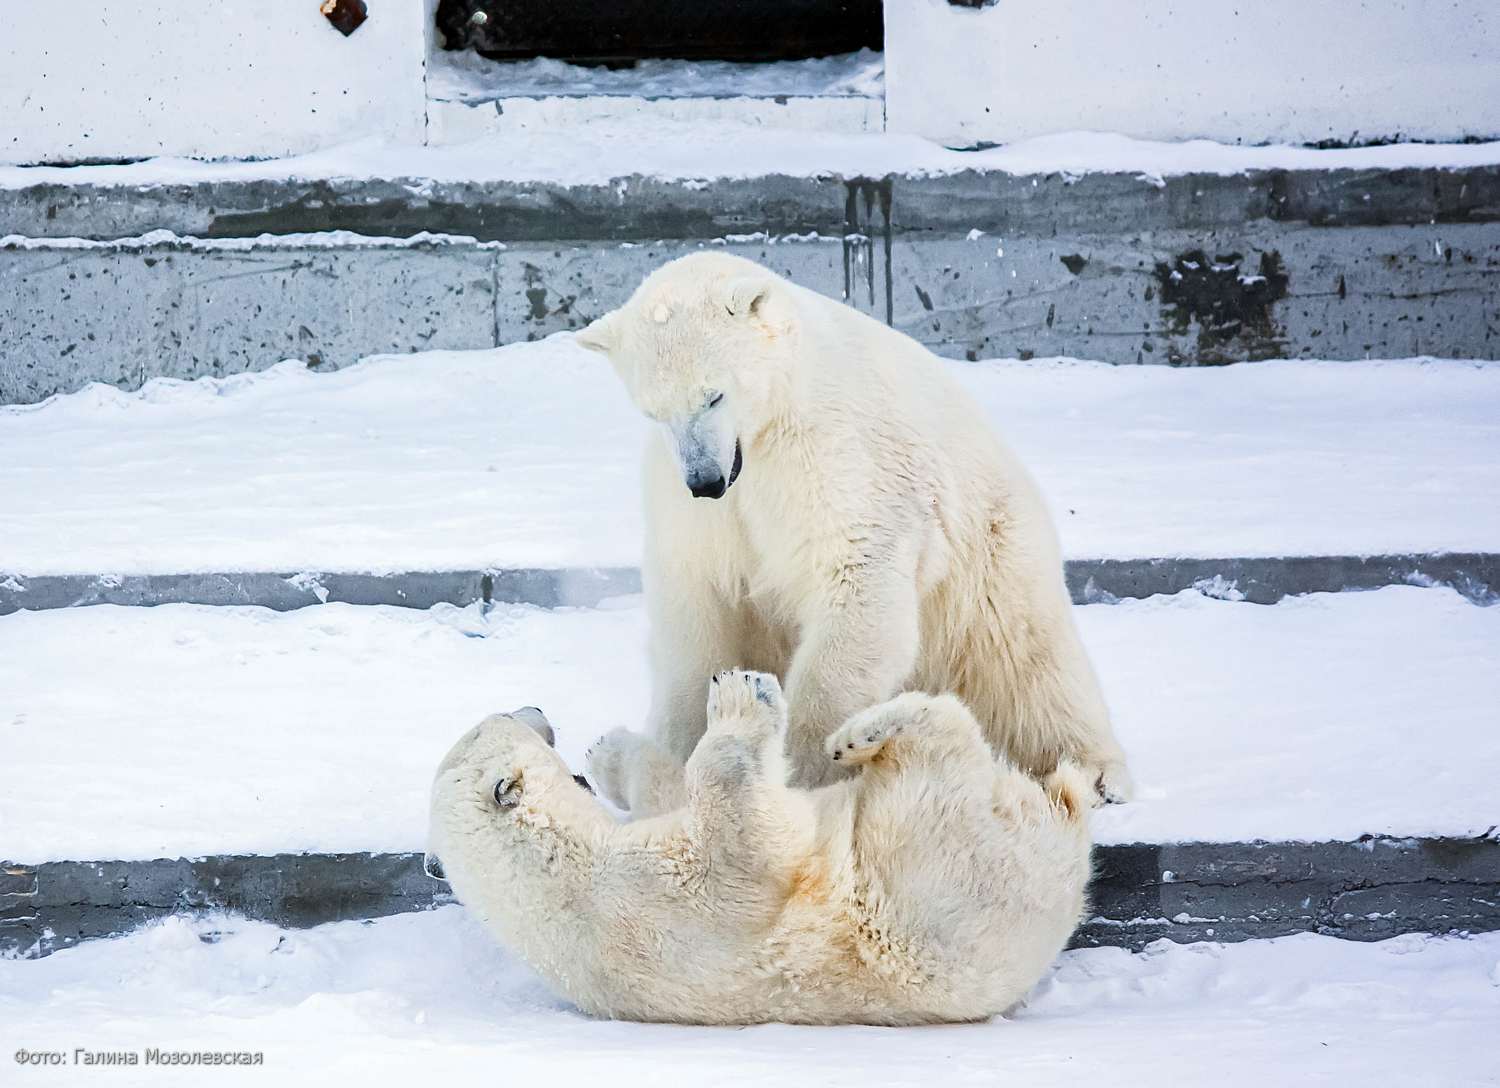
427 671 1092 1025
577 252 1132 802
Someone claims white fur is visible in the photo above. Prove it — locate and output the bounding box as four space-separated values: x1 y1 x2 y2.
577 253 1133 802
428 672 1092 1025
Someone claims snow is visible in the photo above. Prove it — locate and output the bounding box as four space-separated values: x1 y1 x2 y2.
427 49 885 102
0 230 504 251
2 587 1496 862
2 341 1497 577
5 129 1500 191
2 909 1496 1086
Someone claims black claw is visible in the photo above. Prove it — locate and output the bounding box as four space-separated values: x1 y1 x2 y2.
832 751 842 761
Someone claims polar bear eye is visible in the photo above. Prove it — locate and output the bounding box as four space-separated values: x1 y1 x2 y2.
493 776 522 809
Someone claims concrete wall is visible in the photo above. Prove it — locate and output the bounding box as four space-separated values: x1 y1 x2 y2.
885 0 1500 148
1 1 426 165
0 235 496 401
3 165 1498 403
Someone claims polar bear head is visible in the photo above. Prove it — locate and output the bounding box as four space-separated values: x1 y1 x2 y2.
424 706 566 885
576 253 799 500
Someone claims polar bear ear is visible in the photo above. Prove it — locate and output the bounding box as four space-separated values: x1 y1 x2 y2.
719 275 795 339
575 311 619 355
719 276 775 320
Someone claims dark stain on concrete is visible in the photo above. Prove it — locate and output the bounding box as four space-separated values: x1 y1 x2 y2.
914 284 934 311
1155 249 1290 364
521 262 549 320
842 177 894 324
1060 253 1089 275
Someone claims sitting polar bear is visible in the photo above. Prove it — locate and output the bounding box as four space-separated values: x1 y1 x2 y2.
427 670 1092 1026
577 252 1132 804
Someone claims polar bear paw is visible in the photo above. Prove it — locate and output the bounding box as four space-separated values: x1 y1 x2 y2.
826 711 904 765
706 670 786 739
585 727 648 810
1090 758 1136 806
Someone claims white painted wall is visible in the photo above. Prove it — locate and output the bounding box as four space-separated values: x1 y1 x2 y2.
885 0 1500 148
1 1 426 165
7 0 1499 165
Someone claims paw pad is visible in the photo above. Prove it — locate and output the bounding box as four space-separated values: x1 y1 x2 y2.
750 672 781 706
825 713 904 764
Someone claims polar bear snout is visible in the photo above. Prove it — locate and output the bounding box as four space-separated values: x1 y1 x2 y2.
688 469 727 500
685 439 743 500
666 401 742 500
509 706 555 748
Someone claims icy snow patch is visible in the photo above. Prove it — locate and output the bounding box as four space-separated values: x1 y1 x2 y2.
427 49 885 102
1 339 1497 575
0 229 503 250
5 130 1500 190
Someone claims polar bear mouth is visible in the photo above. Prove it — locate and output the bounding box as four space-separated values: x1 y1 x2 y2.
727 441 743 489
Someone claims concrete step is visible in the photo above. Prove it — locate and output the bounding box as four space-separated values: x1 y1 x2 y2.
3 139 1498 400
7 836 1497 959
4 586 1495 958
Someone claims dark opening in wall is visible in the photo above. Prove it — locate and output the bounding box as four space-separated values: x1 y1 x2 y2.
434 0 883 66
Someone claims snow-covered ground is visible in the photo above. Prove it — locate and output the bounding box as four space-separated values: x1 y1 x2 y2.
2 341 1496 576
6 129 1500 190
427 50 885 102
2 587 1495 862
2 909 1496 1087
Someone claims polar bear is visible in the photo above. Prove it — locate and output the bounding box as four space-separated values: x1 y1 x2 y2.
426 670 1092 1025
576 252 1131 804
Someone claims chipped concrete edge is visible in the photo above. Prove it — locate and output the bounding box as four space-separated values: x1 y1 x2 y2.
4 835 1497 959
0 553 1495 617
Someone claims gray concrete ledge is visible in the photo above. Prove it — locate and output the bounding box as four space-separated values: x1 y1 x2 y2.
0 567 642 615
1 554 1494 617
4 836 1496 958
6 166 1498 242
3 164 1499 402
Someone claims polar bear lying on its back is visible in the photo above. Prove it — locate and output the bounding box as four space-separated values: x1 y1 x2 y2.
427 671 1092 1026
576 252 1132 804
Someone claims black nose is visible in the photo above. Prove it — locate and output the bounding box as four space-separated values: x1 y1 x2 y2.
423 853 447 882
688 474 727 499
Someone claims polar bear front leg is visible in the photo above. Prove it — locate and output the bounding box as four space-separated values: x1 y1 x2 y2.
781 576 922 790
